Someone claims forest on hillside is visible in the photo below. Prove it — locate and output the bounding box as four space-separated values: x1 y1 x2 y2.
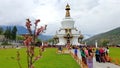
84 27 120 46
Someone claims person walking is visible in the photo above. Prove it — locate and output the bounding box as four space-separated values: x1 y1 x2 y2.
86 48 94 68
74 47 78 57
95 48 101 62
80 47 87 65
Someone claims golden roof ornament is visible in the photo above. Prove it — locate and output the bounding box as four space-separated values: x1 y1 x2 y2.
79 34 84 39
54 35 58 39
65 4 70 17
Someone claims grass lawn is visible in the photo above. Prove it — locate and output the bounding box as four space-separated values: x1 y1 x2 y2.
0 48 80 68
109 47 120 58
109 47 120 64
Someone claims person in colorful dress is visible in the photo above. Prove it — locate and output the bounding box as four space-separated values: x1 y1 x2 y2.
86 48 94 68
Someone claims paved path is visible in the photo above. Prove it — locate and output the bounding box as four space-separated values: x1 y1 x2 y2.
71 49 120 68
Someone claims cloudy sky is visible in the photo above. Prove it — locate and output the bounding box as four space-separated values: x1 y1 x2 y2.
0 0 120 38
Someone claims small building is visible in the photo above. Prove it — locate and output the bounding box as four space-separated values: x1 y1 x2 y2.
0 35 5 42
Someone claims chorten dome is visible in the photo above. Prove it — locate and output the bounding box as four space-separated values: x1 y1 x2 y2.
61 4 75 29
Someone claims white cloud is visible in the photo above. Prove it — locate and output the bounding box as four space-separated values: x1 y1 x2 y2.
78 0 120 34
0 0 35 25
0 0 120 38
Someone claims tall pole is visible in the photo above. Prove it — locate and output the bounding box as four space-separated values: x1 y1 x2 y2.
95 40 98 48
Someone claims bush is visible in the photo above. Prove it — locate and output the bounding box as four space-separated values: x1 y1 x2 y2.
1 41 11 45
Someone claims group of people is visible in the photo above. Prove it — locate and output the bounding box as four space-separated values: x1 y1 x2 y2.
95 47 110 63
80 46 94 68
73 46 110 68
57 45 110 68
72 46 94 68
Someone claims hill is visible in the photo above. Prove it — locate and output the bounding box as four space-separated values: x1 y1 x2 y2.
38 34 53 41
84 27 120 45
0 25 53 41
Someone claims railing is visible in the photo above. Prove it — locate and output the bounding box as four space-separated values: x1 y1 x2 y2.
69 50 88 68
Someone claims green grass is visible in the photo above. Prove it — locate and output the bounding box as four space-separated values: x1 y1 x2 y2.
109 47 120 64
0 48 80 68
109 47 120 58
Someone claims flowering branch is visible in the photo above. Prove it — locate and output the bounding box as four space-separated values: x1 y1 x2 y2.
26 19 32 35
17 18 47 68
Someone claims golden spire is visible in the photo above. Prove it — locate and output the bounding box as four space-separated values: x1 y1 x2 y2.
65 4 70 17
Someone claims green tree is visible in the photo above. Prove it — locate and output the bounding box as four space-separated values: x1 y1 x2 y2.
0 26 3 35
100 39 109 46
4 27 12 40
16 35 24 40
11 26 17 40
47 38 54 45
3 27 12 45
8 27 12 39
4 27 9 39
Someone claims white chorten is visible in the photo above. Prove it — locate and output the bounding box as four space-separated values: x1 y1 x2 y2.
54 4 83 46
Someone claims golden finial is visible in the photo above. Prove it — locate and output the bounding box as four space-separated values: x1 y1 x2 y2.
65 4 70 17
66 4 70 10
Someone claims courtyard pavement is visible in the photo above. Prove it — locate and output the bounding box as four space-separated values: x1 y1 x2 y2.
71 49 120 68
